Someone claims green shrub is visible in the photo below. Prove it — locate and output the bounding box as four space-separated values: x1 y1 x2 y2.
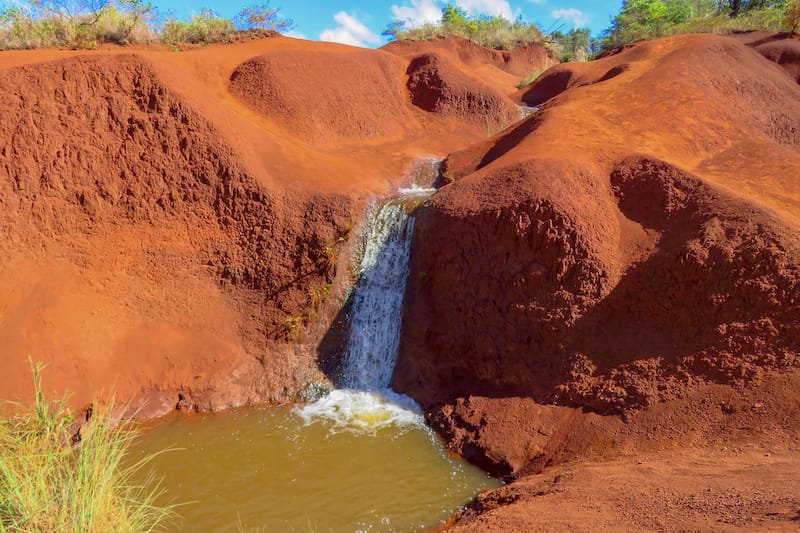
600 0 794 51
516 69 544 89
384 2 545 50
547 27 600 62
0 359 175 532
160 9 236 45
786 0 800 33
0 1 294 50
234 2 294 32
0 1 155 50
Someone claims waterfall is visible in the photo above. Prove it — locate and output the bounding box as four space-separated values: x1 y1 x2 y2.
341 201 415 390
299 183 435 433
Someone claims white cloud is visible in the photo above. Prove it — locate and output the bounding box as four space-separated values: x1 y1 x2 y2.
456 0 514 20
283 29 307 40
319 12 382 47
391 0 442 28
551 8 590 27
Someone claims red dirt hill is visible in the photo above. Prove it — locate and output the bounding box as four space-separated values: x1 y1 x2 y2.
383 35 559 92
0 53 354 416
392 33 800 513
0 35 552 416
229 47 416 144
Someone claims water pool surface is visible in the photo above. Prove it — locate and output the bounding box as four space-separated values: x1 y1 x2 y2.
132 392 500 532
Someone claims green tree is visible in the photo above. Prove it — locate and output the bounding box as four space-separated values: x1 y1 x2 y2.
603 0 692 48
550 27 592 61
234 2 294 33
382 19 404 40
718 0 787 17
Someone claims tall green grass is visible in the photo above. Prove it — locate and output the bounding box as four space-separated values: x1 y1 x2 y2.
0 1 294 50
0 4 156 50
0 360 175 532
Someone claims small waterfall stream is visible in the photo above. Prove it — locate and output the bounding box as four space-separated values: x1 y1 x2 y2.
299 190 430 431
342 201 415 390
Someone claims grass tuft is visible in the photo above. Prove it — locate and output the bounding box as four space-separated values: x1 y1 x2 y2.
516 69 544 89
0 358 175 532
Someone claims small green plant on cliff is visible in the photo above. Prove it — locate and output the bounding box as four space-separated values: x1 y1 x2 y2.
0 359 175 532
283 315 304 342
384 3 545 50
516 68 544 89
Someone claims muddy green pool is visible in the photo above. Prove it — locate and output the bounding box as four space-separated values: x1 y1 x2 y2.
131 392 500 532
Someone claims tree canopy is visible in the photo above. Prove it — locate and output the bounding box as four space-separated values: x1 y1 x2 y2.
601 0 792 49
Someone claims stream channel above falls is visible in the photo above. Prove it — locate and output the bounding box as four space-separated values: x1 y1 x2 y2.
130 180 501 532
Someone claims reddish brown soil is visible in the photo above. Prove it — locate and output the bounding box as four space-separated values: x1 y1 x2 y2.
732 31 800 84
391 32 800 527
2 30 799 531
405 53 521 130
0 53 355 416
384 35 559 89
0 36 551 416
452 446 800 532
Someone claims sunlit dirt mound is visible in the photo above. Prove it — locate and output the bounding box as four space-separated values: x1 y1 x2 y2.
406 53 521 129
732 31 800 84
228 37 552 147
394 32 800 478
383 35 559 84
0 54 355 416
229 48 415 144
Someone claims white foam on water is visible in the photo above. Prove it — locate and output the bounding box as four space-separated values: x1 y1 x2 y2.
297 389 424 434
398 184 438 197
518 105 540 120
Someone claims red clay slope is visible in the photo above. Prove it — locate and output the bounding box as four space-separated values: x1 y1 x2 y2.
0 36 553 416
0 54 355 416
393 32 800 476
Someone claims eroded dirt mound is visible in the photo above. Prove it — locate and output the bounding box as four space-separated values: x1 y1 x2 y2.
383 35 558 79
228 48 414 145
0 34 543 417
394 32 800 469
406 53 521 130
733 31 800 84
0 54 355 415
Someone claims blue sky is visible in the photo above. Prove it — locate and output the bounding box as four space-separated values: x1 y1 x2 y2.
149 1 624 46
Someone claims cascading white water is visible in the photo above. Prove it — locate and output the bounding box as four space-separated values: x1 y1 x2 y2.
298 193 431 432
342 201 415 390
